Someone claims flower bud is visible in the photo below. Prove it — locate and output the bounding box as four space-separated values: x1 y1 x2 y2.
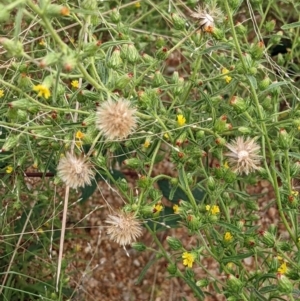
237 127 252 135
196 278 209 288
142 53 155 64
235 22 247 35
131 242 146 251
167 263 177 275
114 73 133 89
277 274 293 294
230 96 247 113
207 176 216 191
8 99 39 111
186 215 201 232
227 274 243 293
259 230 275 247
156 47 168 60
278 128 292 150
166 236 182 251
107 48 123 69
215 137 226 146
0 38 24 57
110 8 121 23
245 236 257 248
0 5 10 22
152 70 166 87
171 13 186 30
259 77 271 90
270 31 283 45
82 40 102 58
265 19 276 32
214 115 228 133
1 135 20 152
277 241 292 252
123 158 142 169
250 41 264 60
44 4 70 17
127 44 140 63
211 27 224 40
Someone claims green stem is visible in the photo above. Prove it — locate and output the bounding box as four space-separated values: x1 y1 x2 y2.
224 0 297 247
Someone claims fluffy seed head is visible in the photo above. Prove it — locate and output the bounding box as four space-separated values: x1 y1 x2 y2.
225 137 261 175
96 99 137 140
190 3 223 30
57 152 95 189
106 212 143 246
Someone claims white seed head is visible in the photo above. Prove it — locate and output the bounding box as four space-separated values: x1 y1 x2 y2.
57 152 95 189
225 137 262 175
96 99 137 140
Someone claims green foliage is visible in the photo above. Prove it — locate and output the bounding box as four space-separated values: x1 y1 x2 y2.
0 0 300 300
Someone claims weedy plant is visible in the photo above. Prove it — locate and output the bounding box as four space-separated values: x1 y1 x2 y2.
0 0 300 300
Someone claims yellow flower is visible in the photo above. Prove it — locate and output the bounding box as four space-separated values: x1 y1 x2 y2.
291 190 299 196
0 89 4 98
135 2 141 8
33 84 51 99
143 139 150 148
206 205 220 215
39 39 46 46
222 68 232 84
177 114 186 127
153 203 163 213
164 133 169 139
71 80 79 89
224 232 233 242
224 161 229 169
76 130 84 139
173 204 179 214
6 166 13 174
278 262 288 275
211 205 220 215
182 252 195 268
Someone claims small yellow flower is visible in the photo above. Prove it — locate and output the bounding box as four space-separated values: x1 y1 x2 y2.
39 39 46 46
37 228 44 233
71 80 79 89
74 244 81 252
277 255 283 261
6 166 13 174
205 205 211 211
182 252 195 268
177 114 186 127
298 125 300 131
143 139 150 148
211 205 220 215
164 133 169 139
224 161 229 169
135 2 141 8
173 204 179 214
153 203 163 213
224 232 233 242
291 190 299 196
33 84 51 99
0 89 4 98
278 262 288 274
76 130 84 139
222 68 232 84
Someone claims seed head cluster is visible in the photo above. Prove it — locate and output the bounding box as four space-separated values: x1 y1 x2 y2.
57 152 95 189
190 3 223 30
96 99 137 140
225 137 261 175
106 211 143 246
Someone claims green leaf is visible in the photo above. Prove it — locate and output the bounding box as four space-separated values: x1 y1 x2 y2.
157 179 204 204
222 252 254 263
281 21 300 29
216 221 241 233
246 75 257 90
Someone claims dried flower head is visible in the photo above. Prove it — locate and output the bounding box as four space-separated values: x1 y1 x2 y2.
57 152 95 189
225 137 261 175
190 3 222 30
106 211 143 246
96 99 137 140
